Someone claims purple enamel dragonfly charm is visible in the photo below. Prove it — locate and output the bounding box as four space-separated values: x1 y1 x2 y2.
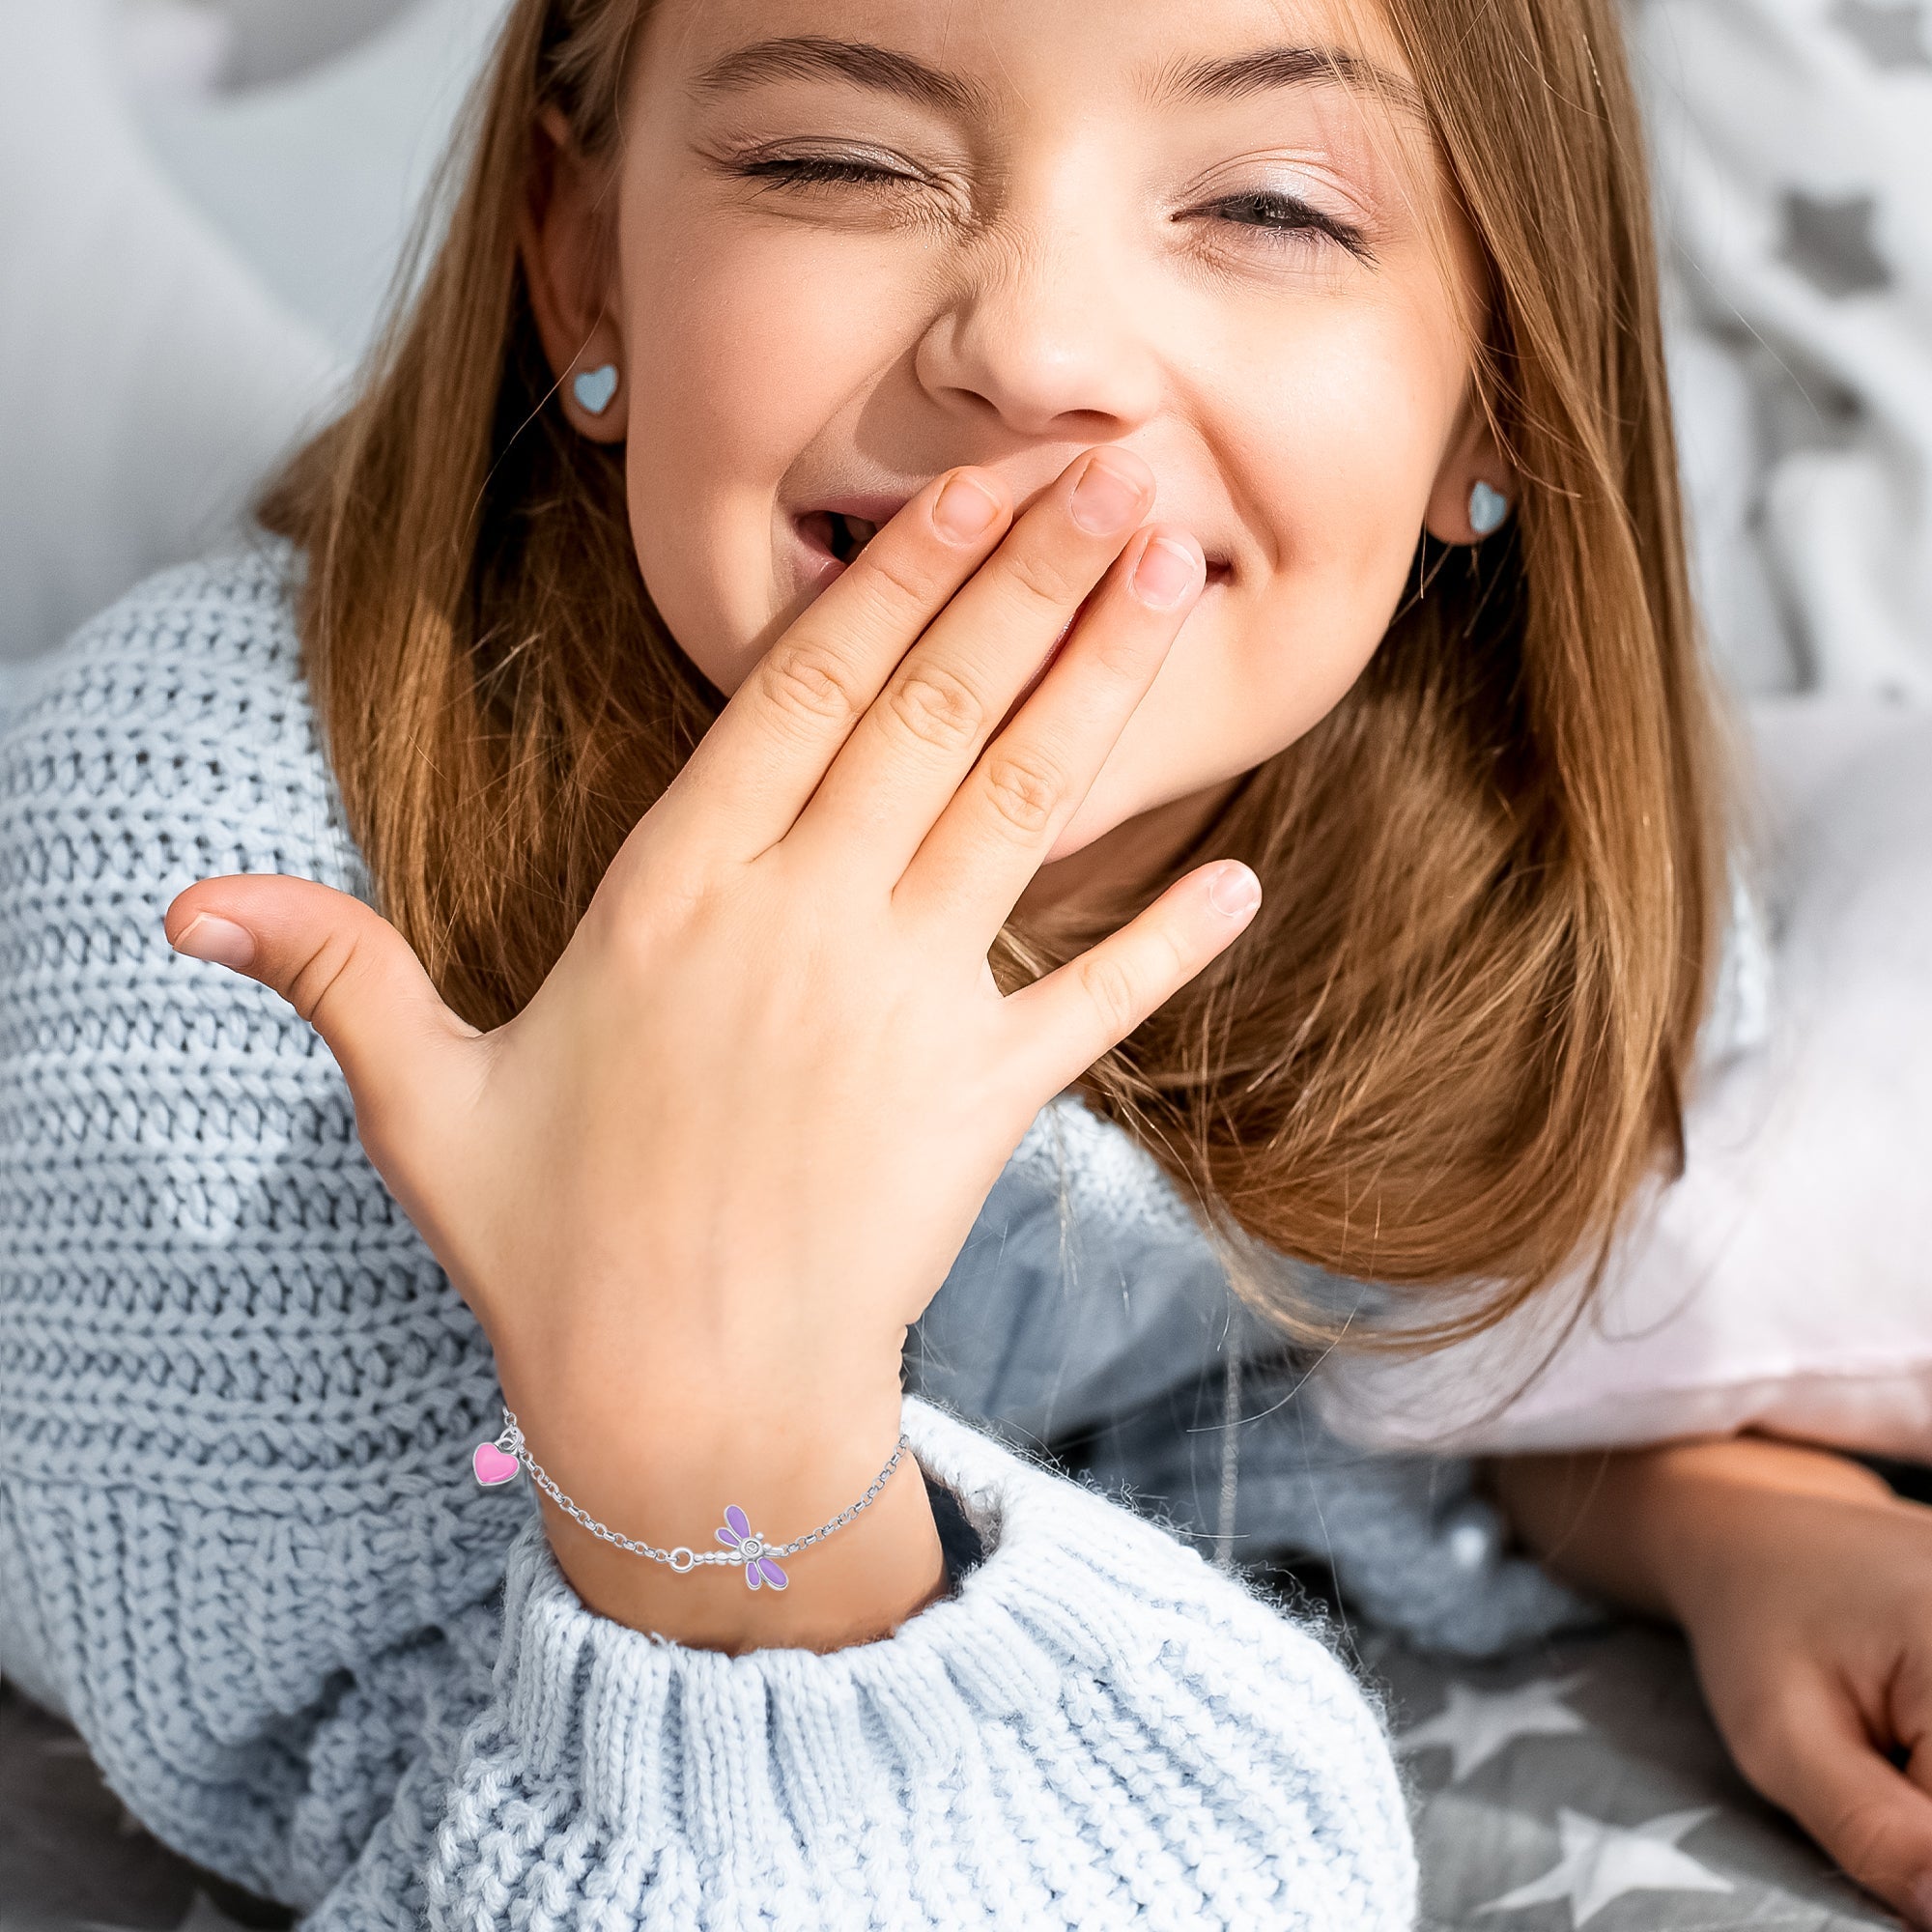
716 1505 789 1590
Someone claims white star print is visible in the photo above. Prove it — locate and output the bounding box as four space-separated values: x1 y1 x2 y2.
1400 1674 1589 1781
1478 1807 1734 1926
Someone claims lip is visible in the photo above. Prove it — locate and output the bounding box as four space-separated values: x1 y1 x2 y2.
784 493 914 596
790 495 913 561
807 493 914 529
783 485 1236 595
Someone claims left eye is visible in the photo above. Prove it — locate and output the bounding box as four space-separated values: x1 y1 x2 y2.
1200 191 1368 257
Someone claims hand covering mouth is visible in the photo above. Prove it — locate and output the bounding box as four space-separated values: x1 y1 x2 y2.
797 496 1236 584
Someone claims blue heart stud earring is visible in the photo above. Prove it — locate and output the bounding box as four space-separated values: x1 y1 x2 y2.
1468 479 1511 537
573 363 620 416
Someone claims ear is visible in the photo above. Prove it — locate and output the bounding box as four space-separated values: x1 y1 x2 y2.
520 107 627 443
1423 384 1514 545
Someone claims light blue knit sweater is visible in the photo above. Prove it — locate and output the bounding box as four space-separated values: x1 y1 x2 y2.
0 542 1571 1927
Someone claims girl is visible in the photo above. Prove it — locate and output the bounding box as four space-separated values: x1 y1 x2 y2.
6 0 1932 1923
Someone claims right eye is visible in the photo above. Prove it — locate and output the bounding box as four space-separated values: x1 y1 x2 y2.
735 153 924 191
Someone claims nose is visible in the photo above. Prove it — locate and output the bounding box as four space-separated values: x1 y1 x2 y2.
914 201 1166 442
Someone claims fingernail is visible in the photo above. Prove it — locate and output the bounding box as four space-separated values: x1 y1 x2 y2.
1069 455 1146 536
1207 864 1262 920
171 913 256 971
933 472 1002 542
1132 536 1204 611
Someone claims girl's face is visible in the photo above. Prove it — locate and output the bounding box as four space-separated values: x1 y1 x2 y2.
539 0 1498 872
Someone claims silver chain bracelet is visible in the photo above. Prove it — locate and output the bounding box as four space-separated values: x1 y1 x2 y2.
472 1408 910 1593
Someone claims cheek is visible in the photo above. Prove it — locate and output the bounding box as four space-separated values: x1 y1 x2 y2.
1064 304 1462 850
1236 298 1453 588
615 209 910 691
1228 317 1446 709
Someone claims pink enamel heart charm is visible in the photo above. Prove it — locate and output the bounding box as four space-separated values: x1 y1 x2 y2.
472 1440 521 1488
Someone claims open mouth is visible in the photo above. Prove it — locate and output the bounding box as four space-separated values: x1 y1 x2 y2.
798 504 1236 590
797 509 882 563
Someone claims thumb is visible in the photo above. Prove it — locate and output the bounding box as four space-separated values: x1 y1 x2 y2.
164 876 481 1154
1741 1677 1932 1927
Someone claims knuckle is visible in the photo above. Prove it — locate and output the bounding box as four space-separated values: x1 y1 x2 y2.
590 865 715 969
852 543 936 612
1156 923 1194 985
1077 950 1143 1036
885 666 984 753
1002 544 1085 613
286 929 361 1033
1821 1793 1907 1883
980 748 1065 838
760 639 867 730
1090 618 1160 684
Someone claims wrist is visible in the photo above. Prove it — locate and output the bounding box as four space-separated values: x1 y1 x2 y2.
1638 1437 1896 1629
497 1390 942 1655
499 1311 911 1462
1494 1436 1896 1630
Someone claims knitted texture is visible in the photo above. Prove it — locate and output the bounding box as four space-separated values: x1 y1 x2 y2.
317 1403 1417 1931
0 545 1421 1925
920 1097 1595 1658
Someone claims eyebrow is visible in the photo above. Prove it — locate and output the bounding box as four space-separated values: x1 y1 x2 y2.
692 37 988 117
691 35 1423 126
1153 45 1426 118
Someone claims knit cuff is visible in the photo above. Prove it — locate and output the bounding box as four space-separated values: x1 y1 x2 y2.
486 1401 1417 1925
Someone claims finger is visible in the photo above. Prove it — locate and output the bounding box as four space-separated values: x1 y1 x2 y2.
163 878 479 1180
1003 861 1261 1095
1738 1681 1932 1926
790 448 1156 885
643 468 1012 866
899 526 1205 935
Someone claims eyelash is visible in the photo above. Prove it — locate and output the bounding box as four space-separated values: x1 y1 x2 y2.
1195 189 1371 260
733 156 1370 259
738 155 920 189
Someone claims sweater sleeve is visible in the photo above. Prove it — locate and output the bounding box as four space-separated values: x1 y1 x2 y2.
305 1402 1417 1932
0 553 1415 1929
0 548 522 1901
918 1096 1597 1659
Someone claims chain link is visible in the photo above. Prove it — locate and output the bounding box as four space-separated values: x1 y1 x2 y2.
494 1409 911 1573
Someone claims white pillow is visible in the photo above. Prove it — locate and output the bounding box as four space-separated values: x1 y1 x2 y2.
134 0 507 360
1314 695 1932 1461
0 0 340 667
0 0 506 669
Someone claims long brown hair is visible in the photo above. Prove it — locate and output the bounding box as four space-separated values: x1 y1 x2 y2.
261 0 1726 1350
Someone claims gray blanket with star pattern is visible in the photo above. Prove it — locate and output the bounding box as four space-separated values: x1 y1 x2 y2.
3 1617 1903 1932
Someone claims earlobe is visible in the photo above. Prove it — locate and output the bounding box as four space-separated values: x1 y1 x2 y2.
1424 388 1515 546
559 351 627 442
573 363 621 418
1424 464 1517 546
520 108 627 442
1467 479 1512 538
